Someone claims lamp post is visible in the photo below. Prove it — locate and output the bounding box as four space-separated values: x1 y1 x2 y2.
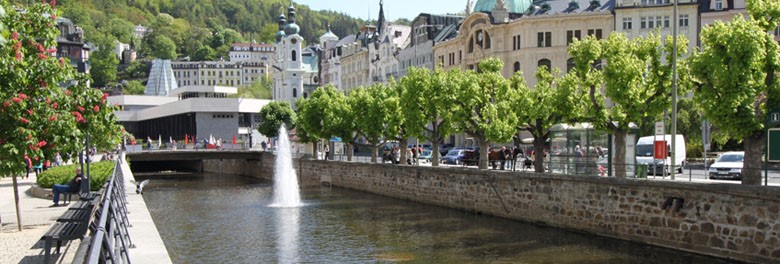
671 0 679 180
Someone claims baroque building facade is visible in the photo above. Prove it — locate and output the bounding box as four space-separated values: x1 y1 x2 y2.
272 3 319 109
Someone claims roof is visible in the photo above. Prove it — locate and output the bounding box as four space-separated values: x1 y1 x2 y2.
474 0 533 13
526 0 614 16
168 85 238 96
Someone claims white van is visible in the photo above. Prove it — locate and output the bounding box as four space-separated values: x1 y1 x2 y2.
636 134 686 174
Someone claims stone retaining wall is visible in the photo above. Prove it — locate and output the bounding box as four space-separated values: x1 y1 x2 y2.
204 153 780 263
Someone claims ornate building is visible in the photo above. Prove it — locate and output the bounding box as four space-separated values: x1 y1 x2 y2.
434 0 614 87
368 0 411 84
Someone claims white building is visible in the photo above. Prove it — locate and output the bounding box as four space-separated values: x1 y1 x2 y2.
109 85 271 149
398 13 463 77
273 3 319 109
229 42 275 62
368 1 411 84
170 60 269 88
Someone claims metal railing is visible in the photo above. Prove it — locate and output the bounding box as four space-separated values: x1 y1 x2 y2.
83 158 133 264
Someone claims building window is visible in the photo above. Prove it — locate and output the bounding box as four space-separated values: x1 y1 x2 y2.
567 30 581 45
714 0 723 10
537 32 551 47
775 25 780 36
664 16 670 28
468 37 475 53
587 29 603 39
291 50 297 61
293 88 297 98
513 61 521 73
512 35 521 50
567 58 575 73
680 15 689 27
538 59 552 71
641 17 647 29
647 16 655 29
622 18 633 30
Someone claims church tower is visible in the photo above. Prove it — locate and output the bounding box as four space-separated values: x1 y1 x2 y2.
273 2 305 109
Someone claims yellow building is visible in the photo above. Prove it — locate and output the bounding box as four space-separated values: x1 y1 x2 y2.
434 0 614 87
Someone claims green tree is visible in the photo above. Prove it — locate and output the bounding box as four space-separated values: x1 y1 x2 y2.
149 35 177 59
191 45 216 61
347 83 400 163
450 58 520 169
568 32 688 178
512 67 582 172
0 2 120 230
257 101 296 138
122 80 146 95
295 85 353 160
90 45 119 87
398 67 457 166
690 0 780 185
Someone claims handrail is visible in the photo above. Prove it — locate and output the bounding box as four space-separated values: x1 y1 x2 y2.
83 157 133 264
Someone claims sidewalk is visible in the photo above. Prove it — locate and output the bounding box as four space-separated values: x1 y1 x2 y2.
0 174 76 264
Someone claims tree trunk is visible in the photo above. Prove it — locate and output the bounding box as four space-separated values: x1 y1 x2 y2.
12 175 22 231
533 136 546 173
313 141 319 160
347 143 353 162
370 145 378 163
614 129 627 178
479 139 490 170
743 132 765 185
432 141 441 166
400 138 409 165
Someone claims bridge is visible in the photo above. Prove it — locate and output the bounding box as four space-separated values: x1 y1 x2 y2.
126 150 264 173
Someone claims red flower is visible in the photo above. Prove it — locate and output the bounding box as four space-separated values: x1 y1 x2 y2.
46 47 57 54
77 106 85 112
3 101 9 107
37 140 47 147
51 13 56 20
27 109 33 115
37 44 44 53
46 98 51 103
59 58 65 66
18 93 27 99
52 102 58 109
11 32 18 40
15 51 22 61
49 115 57 121
38 53 48 59
93 105 100 112
20 117 30 124
12 97 22 103
102 93 109 99
50 0 56 6
65 89 71 95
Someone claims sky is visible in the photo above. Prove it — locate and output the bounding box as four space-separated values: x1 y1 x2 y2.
294 0 467 21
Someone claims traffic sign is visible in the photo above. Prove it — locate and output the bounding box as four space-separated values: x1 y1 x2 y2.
655 122 665 135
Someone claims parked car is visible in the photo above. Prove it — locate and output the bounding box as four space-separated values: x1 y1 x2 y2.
708 151 744 180
439 143 454 156
441 149 467 165
418 149 433 163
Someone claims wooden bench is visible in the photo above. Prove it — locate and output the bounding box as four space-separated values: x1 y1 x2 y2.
41 197 99 263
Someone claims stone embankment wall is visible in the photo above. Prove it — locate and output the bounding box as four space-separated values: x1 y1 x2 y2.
204 154 780 263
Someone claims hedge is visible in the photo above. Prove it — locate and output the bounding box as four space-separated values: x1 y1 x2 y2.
37 161 115 191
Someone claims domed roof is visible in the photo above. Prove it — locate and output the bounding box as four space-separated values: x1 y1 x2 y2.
275 30 286 42
284 23 300 35
319 25 338 42
474 0 532 14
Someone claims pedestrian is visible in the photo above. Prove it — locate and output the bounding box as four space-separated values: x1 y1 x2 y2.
51 168 82 206
54 152 62 167
324 144 330 160
574 145 584 174
261 141 267 151
24 154 32 179
411 145 419 165
499 146 507 170
147 136 153 151
504 146 513 170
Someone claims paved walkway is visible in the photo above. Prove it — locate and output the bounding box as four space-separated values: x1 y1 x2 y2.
0 174 75 264
0 156 172 264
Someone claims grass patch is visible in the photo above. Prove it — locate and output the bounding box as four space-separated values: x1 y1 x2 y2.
37 161 115 191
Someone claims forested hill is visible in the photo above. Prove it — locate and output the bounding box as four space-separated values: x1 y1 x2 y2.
24 0 365 58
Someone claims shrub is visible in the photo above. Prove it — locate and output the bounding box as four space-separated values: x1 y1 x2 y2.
37 161 115 191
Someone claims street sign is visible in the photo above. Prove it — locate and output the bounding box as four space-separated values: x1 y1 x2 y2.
655 122 665 135
770 128 780 162
654 140 668 159
330 137 342 142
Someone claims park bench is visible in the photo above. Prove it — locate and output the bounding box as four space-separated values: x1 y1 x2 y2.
41 191 103 263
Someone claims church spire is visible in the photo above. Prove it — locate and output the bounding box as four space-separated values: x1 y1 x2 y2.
466 0 474 15
376 0 385 35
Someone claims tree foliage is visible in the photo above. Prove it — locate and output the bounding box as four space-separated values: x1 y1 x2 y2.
121 80 146 95
450 58 519 169
347 83 401 163
568 32 688 178
0 2 121 178
295 85 353 157
90 44 119 87
257 101 296 138
512 67 583 172
398 67 457 166
690 0 780 185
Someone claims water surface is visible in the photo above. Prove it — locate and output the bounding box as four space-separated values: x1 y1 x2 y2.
141 172 734 264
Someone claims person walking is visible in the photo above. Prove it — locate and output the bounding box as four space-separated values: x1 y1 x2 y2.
324 143 330 160
51 168 83 206
24 154 32 179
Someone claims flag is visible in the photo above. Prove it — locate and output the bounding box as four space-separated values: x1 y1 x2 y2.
131 138 135 145
185 134 189 144
209 134 214 144
232 134 236 144
158 135 161 148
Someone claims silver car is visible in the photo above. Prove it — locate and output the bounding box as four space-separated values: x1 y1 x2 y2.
708 151 744 180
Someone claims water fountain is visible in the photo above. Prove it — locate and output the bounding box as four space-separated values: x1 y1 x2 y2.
269 124 302 207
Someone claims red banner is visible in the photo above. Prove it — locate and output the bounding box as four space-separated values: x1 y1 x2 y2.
654 141 668 159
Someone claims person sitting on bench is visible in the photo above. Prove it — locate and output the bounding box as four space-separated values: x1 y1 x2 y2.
51 168 82 206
